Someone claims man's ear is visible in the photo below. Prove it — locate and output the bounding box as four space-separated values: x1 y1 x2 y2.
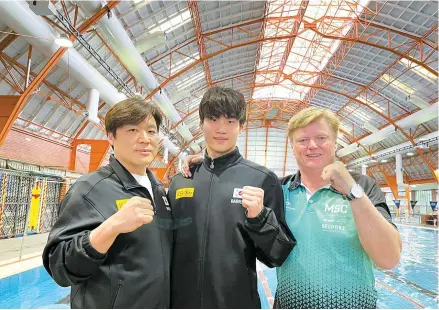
108 132 115 146
239 123 244 133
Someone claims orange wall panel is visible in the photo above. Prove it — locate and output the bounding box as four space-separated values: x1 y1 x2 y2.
0 129 90 174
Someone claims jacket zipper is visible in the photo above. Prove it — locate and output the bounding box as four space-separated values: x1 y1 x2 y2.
111 283 122 308
135 185 166 306
198 172 214 307
150 187 167 308
210 159 214 169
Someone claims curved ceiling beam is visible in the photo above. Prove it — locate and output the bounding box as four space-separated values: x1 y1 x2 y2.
305 23 438 113
281 75 438 182
187 0 212 87
308 26 437 77
319 17 438 50
171 69 424 149
0 1 120 146
148 16 436 67
145 27 436 103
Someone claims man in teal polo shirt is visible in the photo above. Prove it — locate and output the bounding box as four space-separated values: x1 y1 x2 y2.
275 107 402 308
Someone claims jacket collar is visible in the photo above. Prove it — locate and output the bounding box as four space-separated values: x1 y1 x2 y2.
109 155 161 190
203 146 242 171
287 170 343 195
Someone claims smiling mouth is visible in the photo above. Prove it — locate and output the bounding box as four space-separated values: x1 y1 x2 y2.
307 154 321 157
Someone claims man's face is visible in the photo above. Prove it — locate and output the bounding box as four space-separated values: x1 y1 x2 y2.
108 116 160 173
290 118 337 172
201 115 243 159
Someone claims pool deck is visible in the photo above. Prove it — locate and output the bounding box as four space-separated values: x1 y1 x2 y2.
0 233 47 279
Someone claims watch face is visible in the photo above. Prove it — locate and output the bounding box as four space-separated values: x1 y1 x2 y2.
352 184 364 198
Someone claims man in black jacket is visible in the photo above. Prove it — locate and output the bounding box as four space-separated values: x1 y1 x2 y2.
43 99 173 308
169 87 295 308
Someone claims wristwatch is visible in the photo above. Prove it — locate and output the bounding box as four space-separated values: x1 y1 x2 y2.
346 183 364 201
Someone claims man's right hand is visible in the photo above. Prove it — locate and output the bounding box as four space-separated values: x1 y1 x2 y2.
181 154 203 177
109 196 154 234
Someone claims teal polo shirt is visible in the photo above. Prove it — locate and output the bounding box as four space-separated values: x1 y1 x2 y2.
275 171 394 309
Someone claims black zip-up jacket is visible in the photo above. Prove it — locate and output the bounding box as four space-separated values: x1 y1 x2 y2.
169 147 295 309
42 155 173 308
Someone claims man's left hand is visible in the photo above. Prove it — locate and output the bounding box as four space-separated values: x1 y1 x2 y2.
321 161 356 195
241 186 264 218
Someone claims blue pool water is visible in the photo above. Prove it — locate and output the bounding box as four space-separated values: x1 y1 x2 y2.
0 225 437 308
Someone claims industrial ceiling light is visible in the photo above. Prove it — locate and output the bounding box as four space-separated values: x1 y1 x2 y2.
381 159 388 163
415 143 429 149
55 34 73 47
406 152 415 156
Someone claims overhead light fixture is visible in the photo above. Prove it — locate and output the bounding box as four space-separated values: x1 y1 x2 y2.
55 34 73 47
370 158 377 163
415 144 429 149
381 159 388 163
406 152 415 156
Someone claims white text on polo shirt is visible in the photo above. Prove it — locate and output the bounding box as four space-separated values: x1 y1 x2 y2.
325 203 348 213
322 224 345 231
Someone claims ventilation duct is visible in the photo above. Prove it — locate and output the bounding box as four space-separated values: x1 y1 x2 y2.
347 131 438 167
135 32 167 54
85 89 100 124
76 1 201 153
0 1 184 160
337 102 438 157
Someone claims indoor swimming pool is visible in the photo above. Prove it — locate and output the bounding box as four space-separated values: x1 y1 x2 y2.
0 225 437 309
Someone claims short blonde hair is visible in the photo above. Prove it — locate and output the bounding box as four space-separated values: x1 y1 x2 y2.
287 107 340 138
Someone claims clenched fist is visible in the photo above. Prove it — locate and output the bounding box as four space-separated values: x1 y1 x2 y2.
241 186 264 218
110 196 155 234
321 161 355 195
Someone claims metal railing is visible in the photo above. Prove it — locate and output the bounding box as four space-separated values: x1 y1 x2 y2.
0 169 69 239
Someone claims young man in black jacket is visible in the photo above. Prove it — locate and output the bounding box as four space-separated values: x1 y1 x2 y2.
168 87 295 308
43 99 173 308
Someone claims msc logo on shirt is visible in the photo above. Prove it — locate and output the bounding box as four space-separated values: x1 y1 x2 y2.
325 203 348 213
176 188 194 199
